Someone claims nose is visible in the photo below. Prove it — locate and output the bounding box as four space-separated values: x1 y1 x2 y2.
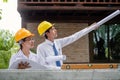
30 39 35 43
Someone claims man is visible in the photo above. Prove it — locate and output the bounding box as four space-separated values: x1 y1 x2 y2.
37 21 97 70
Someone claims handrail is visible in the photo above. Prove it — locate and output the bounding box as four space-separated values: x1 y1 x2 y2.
18 0 120 4
18 0 120 9
18 0 120 7
19 2 120 4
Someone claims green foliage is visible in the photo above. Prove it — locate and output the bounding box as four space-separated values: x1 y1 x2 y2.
0 0 8 20
0 30 14 50
0 29 19 69
3 0 8 3
0 50 11 68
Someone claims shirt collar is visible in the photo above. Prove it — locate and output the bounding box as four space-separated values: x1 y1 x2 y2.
18 49 32 59
45 39 54 46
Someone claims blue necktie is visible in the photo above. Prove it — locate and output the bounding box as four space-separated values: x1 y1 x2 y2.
53 43 61 67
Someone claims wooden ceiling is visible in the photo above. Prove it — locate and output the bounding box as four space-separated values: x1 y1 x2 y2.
18 0 120 23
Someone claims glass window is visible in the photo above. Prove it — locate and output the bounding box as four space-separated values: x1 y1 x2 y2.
93 24 120 62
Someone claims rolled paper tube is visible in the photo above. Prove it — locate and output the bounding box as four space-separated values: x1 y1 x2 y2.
81 10 120 37
96 10 120 27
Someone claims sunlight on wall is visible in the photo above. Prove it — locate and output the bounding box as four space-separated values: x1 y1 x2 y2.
0 0 21 34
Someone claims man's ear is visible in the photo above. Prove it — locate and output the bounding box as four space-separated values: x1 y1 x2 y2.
45 32 49 35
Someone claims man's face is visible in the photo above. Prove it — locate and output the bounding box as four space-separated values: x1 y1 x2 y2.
48 27 57 39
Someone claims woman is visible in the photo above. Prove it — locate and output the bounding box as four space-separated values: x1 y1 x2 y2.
9 28 37 69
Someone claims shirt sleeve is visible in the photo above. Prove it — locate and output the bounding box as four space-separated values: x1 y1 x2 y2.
37 45 46 65
37 44 61 70
8 54 16 68
46 55 64 63
58 25 96 48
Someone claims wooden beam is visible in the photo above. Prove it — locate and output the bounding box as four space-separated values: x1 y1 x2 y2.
62 63 118 69
18 4 120 11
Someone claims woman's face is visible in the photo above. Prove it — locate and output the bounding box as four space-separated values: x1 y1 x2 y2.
23 36 35 49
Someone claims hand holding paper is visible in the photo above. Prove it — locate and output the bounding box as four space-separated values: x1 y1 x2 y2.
9 59 47 69
75 10 120 45
91 10 120 31
17 61 31 69
96 10 120 27
46 55 66 63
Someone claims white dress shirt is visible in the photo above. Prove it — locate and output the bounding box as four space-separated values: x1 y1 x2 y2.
9 49 37 68
37 25 96 69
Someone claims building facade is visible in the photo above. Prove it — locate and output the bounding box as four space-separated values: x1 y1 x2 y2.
18 0 120 63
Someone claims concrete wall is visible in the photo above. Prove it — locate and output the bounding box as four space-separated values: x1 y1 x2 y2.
26 22 90 63
0 69 120 80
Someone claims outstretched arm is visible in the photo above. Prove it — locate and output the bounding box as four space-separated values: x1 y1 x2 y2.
58 10 120 48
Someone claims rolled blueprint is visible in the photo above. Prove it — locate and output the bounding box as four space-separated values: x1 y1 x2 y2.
96 10 120 27
79 10 120 38
88 9 120 32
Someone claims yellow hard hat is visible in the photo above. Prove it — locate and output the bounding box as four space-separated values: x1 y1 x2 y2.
38 21 53 36
15 28 34 42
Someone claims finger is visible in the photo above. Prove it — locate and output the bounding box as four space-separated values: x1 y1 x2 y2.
21 61 23 64
24 62 29 66
25 62 29 65
24 61 28 64
27 65 31 68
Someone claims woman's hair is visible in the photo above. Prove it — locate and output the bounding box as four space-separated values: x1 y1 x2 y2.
19 38 26 49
